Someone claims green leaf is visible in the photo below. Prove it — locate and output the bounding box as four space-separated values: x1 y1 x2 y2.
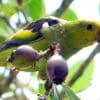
0 20 13 43
35 58 47 80
62 85 80 100
61 8 77 20
72 61 94 92
50 85 59 100
8 0 30 7
25 0 43 20
66 60 94 92
0 4 16 17
66 61 83 83
38 82 45 94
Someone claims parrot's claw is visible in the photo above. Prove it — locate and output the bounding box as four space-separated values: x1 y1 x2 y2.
11 67 19 73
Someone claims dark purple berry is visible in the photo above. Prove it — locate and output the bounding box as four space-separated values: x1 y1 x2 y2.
14 45 39 61
46 53 68 85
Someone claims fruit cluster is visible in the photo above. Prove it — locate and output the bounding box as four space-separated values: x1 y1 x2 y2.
7 43 68 85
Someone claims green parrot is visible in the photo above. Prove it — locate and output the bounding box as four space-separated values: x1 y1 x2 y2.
0 16 100 71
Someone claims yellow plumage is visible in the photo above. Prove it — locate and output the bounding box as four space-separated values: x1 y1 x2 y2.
8 29 34 40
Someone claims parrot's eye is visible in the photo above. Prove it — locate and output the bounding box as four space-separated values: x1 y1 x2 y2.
86 23 93 31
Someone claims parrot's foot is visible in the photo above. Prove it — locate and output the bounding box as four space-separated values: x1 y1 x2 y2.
11 67 19 72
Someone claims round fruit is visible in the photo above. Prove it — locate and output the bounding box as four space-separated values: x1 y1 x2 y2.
46 53 68 85
7 45 40 71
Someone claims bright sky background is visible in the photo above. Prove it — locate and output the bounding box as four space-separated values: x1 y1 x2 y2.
44 0 100 20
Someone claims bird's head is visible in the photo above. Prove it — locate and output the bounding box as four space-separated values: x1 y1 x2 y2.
63 20 100 45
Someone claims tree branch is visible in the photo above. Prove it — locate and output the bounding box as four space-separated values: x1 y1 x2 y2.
67 43 100 87
54 0 74 17
0 15 16 32
0 70 17 96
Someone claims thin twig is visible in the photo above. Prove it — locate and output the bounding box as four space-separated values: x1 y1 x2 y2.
16 7 29 25
54 0 74 17
16 8 22 27
14 78 27 100
21 10 29 24
67 43 100 87
0 70 17 96
0 68 7 81
38 79 52 100
0 15 16 32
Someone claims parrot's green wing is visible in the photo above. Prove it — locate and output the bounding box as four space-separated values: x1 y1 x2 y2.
0 17 59 68
0 17 59 52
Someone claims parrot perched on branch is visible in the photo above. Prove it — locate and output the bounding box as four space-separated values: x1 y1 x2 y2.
0 16 100 68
